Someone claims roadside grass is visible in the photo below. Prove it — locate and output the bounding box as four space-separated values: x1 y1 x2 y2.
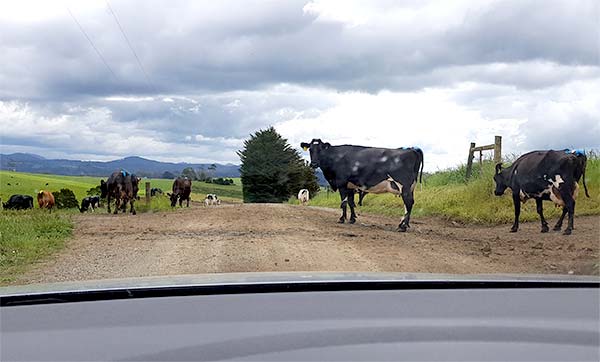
302 158 600 225
0 209 73 284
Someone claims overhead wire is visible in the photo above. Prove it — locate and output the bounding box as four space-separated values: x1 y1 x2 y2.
105 0 157 93
67 7 119 82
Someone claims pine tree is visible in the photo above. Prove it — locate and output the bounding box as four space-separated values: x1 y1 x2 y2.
238 127 319 203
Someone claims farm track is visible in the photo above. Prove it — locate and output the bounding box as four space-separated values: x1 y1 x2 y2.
16 202 600 284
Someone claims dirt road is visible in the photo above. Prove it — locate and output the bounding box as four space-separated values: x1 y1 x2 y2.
18 203 599 284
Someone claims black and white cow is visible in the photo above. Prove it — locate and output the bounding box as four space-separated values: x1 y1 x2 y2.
494 149 589 235
301 139 424 231
80 196 101 213
204 194 220 206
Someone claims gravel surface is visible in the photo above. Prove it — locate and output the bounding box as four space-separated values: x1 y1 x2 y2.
16 202 600 284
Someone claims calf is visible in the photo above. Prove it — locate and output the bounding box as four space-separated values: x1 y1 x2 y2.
37 190 55 211
204 194 220 206
3 194 34 210
297 189 310 205
80 196 101 213
493 149 589 235
301 139 423 231
150 188 163 197
168 177 192 207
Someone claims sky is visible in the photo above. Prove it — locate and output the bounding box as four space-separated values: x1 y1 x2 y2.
0 0 598 171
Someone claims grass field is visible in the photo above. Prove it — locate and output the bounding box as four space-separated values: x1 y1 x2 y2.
0 171 242 203
299 158 600 224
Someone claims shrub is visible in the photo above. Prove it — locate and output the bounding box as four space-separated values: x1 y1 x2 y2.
51 188 79 209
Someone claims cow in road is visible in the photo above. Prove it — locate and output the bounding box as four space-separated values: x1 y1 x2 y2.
204 193 221 206
100 170 141 215
494 149 590 235
168 177 192 207
297 189 310 205
37 190 55 211
301 139 424 231
3 194 34 210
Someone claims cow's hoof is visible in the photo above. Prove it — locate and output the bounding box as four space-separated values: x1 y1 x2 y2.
337 218 345 224
132 211 136 215
541 225 549 233
349 218 356 224
510 227 518 233
553 226 562 231
563 229 572 236
398 225 407 232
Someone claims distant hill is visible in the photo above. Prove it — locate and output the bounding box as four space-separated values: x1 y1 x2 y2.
0 153 240 178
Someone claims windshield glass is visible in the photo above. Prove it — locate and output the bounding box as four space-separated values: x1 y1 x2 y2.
1 0 598 287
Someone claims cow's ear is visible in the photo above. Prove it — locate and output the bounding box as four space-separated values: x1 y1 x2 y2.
300 142 310 151
495 163 502 175
324 142 331 149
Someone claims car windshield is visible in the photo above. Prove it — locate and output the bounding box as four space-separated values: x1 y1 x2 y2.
0 0 598 288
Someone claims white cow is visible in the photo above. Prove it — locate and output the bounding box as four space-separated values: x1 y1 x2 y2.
204 194 221 206
298 189 309 206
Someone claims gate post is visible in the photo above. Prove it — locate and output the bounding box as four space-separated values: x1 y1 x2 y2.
466 142 475 180
145 182 151 204
494 136 502 164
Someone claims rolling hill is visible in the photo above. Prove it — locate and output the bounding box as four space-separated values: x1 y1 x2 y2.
0 153 240 178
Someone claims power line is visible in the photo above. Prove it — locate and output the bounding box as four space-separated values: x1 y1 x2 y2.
105 0 157 93
67 7 118 81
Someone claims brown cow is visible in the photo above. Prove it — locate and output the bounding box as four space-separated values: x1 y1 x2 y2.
37 190 55 211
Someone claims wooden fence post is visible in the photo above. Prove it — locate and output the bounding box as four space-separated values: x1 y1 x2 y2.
145 182 151 204
465 142 475 180
494 135 502 164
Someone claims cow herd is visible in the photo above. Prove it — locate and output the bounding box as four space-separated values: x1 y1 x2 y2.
301 139 590 235
1 142 591 236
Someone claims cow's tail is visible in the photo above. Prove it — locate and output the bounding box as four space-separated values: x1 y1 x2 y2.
414 147 424 184
582 161 590 198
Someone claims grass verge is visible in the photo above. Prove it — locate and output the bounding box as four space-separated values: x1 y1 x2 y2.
0 209 73 285
300 158 600 225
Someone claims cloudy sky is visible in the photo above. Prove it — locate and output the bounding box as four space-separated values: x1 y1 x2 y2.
0 0 598 170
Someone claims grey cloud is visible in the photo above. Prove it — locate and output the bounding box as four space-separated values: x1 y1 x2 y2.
2 0 598 101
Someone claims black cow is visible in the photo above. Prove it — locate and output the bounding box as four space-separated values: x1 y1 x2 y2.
150 188 163 197
80 196 101 213
168 177 192 207
3 194 34 210
301 139 424 231
494 149 589 235
100 170 140 215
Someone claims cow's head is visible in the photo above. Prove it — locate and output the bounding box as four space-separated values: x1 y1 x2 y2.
300 139 331 168
168 192 178 207
493 163 508 196
100 179 107 198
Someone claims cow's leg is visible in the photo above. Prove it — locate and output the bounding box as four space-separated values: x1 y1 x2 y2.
347 190 357 224
553 207 568 231
510 191 521 232
107 195 112 213
186 197 190 207
130 199 136 215
398 190 415 232
338 189 349 223
113 197 120 214
560 189 576 235
535 198 549 233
